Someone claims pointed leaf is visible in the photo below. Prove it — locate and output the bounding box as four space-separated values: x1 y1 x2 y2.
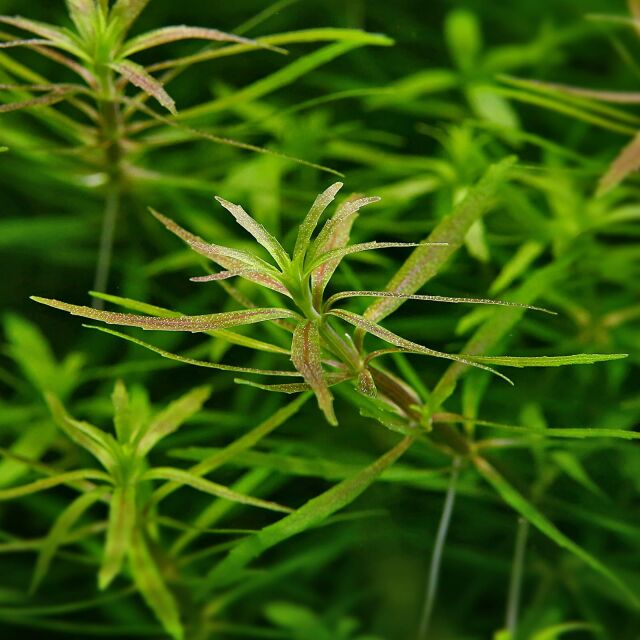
31 487 107 594
364 157 517 324
32 296 298 332
475 456 639 607
291 320 337 425
129 527 183 640
0 16 86 58
152 395 310 506
112 380 132 443
325 290 553 313
214 196 290 269
469 353 627 367
328 309 513 383
0 88 79 113
598 133 640 194
111 60 176 114
45 393 116 471
309 196 381 261
99 484 136 589
0 469 110 500
136 386 211 456
293 182 343 260
65 0 96 37
110 0 150 32
89 292 290 354
121 26 281 58
141 467 291 513
85 325 299 376
305 241 436 275
310 196 361 306
202 436 413 589
150 209 289 296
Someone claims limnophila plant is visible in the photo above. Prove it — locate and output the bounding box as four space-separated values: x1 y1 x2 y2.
0 380 293 639
0 0 391 301
29 157 638 638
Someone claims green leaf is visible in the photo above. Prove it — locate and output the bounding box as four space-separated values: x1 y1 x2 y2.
141 467 291 513
469 353 627 367
474 456 639 607
177 40 391 121
327 309 512 383
136 386 211 456
598 133 640 195
110 0 149 32
214 196 290 269
325 290 552 313
111 60 176 114
291 320 337 425
201 435 413 590
445 9 482 71
99 484 136 589
128 527 183 640
31 487 107 594
152 395 310 506
120 26 281 58
45 393 116 472
32 296 298 332
364 157 517 324
531 622 599 640
84 325 300 376
111 380 132 443
0 469 110 500
89 292 290 354
65 0 96 38
149 209 290 296
0 88 80 113
304 241 429 275
0 16 87 59
293 182 343 261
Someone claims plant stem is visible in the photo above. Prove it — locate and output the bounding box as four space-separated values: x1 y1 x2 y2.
505 516 529 637
92 182 120 309
418 456 461 639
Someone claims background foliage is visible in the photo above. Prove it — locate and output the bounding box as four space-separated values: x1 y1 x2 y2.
1 1 639 639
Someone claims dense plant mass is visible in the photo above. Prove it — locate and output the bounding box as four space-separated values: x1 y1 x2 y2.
1 1 639 639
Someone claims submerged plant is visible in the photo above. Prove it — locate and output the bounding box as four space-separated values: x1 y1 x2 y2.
32 158 624 428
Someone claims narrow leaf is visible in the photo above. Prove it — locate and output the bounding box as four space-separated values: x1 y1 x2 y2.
111 60 176 114
149 209 289 296
202 436 414 589
364 157 517 324
136 386 211 456
475 456 639 607
0 88 79 113
305 241 435 275
121 26 282 58
85 325 299 376
128 527 183 640
291 320 337 425
326 290 553 313
89 292 290 354
0 16 85 58
110 0 150 31
214 196 290 269
45 393 116 471
142 467 292 513
112 380 132 443
309 196 381 261
293 182 343 260
99 484 136 589
152 395 310 506
469 353 627 367
32 296 298 332
31 488 107 594
598 133 640 194
328 309 513 384
0 469 110 500
65 0 95 37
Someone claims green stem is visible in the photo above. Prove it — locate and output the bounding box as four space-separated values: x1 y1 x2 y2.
505 516 529 637
92 182 120 309
418 456 461 640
